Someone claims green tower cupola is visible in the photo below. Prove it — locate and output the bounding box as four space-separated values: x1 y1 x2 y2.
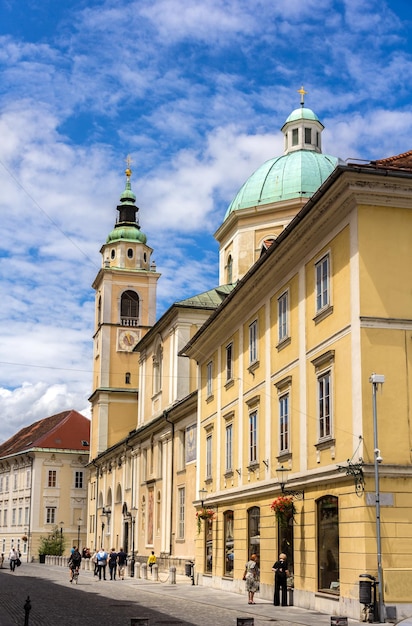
106 164 147 244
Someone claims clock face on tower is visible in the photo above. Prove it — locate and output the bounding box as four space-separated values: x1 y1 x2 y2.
117 329 140 352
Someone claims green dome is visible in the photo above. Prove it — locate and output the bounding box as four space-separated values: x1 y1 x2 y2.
224 150 338 219
106 225 147 244
282 107 321 126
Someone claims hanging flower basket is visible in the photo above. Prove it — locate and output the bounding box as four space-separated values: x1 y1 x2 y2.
21 535 28 542
270 495 296 528
196 508 215 534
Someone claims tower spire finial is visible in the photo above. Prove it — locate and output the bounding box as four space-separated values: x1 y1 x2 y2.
125 154 133 179
297 85 307 107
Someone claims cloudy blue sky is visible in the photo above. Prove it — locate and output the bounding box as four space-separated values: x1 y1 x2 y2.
0 0 411 442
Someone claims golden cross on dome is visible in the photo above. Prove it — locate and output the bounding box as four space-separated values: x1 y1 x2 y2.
297 85 307 106
124 154 133 178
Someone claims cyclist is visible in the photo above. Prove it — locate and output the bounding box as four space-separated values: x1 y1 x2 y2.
68 546 82 583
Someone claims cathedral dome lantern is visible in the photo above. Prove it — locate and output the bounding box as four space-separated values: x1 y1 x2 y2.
106 163 147 244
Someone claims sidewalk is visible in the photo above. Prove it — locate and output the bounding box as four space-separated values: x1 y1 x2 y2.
1 561 388 626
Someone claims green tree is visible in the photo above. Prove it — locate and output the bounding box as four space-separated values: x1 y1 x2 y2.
38 525 66 556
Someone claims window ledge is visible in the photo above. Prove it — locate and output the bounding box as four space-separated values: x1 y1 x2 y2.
224 379 235 390
277 452 292 463
276 336 291 351
248 360 260 375
313 305 333 325
206 394 214 404
224 470 234 479
315 590 340 599
247 462 260 473
315 437 335 451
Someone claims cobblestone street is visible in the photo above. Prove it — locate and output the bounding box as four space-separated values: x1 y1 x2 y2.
0 562 376 626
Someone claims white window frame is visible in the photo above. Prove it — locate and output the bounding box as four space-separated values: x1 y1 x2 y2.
177 486 185 540
315 254 330 313
279 393 290 453
206 361 213 397
249 320 258 364
225 423 233 473
46 507 56 524
249 409 258 464
278 290 289 343
75 471 83 489
206 434 212 479
226 343 233 382
318 370 332 440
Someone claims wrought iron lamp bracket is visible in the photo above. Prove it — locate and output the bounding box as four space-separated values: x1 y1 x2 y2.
337 458 364 495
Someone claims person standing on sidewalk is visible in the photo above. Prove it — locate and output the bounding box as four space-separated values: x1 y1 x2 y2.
117 547 127 580
96 547 108 580
108 548 118 580
8 547 18 572
272 552 289 606
243 553 259 605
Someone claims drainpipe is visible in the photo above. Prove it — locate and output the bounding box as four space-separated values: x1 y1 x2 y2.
164 411 174 556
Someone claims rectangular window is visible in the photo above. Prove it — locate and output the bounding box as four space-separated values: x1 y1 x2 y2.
48 470 56 488
177 487 185 540
225 424 233 472
249 320 258 364
13 473 18 490
292 128 298 145
46 507 56 524
75 471 83 489
315 255 330 312
12 508 16 525
0 476 3 492
278 291 288 342
249 410 258 464
178 430 186 471
26 470 31 489
206 435 212 479
5 475 9 491
305 127 312 143
279 394 289 452
206 361 213 397
318 372 331 439
18 507 22 525
226 343 233 382
3 510 7 526
25 507 29 525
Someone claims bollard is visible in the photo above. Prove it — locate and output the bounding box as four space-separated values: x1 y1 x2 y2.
169 566 176 585
141 562 148 579
237 619 254 626
24 596 31 626
135 562 140 579
152 563 158 581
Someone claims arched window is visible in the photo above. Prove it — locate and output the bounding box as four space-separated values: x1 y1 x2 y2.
317 496 339 594
121 290 139 326
248 506 260 559
224 510 234 577
116 483 122 503
226 255 233 284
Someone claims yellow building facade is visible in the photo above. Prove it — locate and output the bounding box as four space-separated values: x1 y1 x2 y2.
182 161 412 621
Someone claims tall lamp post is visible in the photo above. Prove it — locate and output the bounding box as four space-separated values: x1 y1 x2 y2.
59 521 64 556
370 373 385 622
77 517 82 550
130 507 137 577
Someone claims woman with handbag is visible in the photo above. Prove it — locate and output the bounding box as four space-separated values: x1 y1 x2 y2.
243 553 260 604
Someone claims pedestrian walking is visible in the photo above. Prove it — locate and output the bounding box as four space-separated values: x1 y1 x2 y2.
272 552 289 606
243 553 259 605
8 547 18 572
147 551 156 575
96 547 108 580
117 547 127 580
68 546 82 583
108 548 118 580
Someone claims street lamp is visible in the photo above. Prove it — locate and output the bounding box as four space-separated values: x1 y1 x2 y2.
59 521 64 556
276 465 304 499
370 373 385 622
199 488 208 508
130 506 137 577
77 518 82 550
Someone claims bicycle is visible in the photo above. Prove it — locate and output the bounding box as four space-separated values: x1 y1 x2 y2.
70 564 80 584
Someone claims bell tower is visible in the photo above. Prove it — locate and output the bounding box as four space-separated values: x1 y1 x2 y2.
89 163 160 458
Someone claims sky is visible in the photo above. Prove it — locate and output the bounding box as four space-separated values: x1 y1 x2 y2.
0 0 412 443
